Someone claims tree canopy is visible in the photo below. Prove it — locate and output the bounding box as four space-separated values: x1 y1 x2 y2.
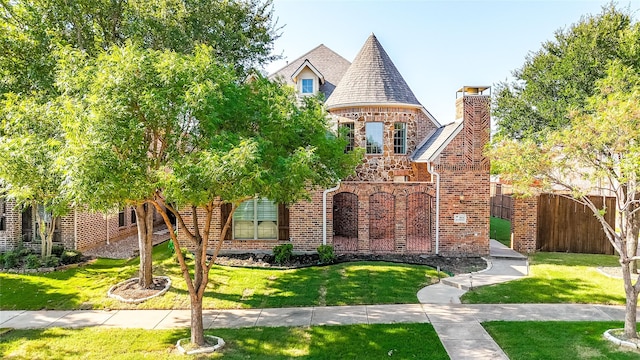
0 0 279 95
493 4 640 141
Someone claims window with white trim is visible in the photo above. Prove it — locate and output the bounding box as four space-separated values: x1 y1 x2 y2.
233 199 278 239
366 122 383 154
340 122 355 153
394 122 407 154
301 79 313 94
118 209 125 227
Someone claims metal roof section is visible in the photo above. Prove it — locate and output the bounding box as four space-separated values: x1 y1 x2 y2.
325 33 422 110
269 44 351 99
411 121 464 163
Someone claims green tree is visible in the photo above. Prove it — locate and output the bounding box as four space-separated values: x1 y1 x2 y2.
0 94 68 257
490 62 640 338
61 43 361 346
0 0 279 95
493 4 640 141
1 0 280 288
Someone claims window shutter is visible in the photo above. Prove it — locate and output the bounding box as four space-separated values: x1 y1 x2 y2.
221 203 232 240
278 203 290 241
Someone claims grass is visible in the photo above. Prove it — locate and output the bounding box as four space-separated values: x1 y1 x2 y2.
0 241 439 310
484 321 640 360
0 323 448 359
462 252 625 304
490 217 511 246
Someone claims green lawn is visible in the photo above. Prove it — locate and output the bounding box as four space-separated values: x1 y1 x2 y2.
484 321 639 359
462 252 625 304
0 242 439 310
490 217 511 246
0 323 448 360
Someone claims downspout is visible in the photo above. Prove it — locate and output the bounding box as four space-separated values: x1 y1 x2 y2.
427 163 440 255
73 207 78 250
322 181 341 245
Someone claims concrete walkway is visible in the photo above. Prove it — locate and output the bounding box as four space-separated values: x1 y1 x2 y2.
416 240 529 359
2 240 620 360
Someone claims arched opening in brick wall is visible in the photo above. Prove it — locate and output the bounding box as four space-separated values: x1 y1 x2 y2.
333 192 358 251
369 192 395 252
406 192 431 252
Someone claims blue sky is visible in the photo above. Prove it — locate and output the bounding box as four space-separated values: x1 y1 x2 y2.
265 0 640 124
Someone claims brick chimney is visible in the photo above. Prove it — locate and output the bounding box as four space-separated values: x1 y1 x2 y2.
455 86 491 168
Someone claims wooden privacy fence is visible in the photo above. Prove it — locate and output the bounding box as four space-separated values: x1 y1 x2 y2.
490 183 512 221
537 194 615 255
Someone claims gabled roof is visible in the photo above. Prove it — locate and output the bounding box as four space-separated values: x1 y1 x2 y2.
411 121 463 163
291 59 325 84
269 44 351 99
325 33 422 110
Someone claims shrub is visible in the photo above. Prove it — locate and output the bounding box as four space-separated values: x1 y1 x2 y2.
61 250 83 265
25 254 41 269
18 247 32 258
317 245 335 264
273 244 293 264
44 256 60 267
51 245 65 257
3 251 19 269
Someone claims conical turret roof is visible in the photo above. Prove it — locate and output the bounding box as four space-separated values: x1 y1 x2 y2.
325 33 421 109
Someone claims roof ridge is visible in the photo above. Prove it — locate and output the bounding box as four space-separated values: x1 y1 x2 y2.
268 44 350 76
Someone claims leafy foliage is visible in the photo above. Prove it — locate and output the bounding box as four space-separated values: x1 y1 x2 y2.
493 4 640 141
317 245 335 264
273 244 293 264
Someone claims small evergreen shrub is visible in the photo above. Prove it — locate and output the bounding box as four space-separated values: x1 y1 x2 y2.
25 254 41 269
61 250 83 265
44 256 60 267
273 244 293 264
51 245 65 257
317 245 335 264
3 251 19 269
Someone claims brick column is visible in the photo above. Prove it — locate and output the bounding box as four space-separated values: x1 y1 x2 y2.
511 196 538 254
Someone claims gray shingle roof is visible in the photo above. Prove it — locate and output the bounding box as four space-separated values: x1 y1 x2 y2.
411 121 463 162
269 44 351 99
325 33 422 110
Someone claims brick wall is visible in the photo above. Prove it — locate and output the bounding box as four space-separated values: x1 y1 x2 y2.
511 196 537 253
433 93 491 256
0 199 21 251
330 107 438 181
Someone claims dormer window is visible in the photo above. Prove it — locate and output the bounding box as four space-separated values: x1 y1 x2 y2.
291 59 325 96
301 79 313 94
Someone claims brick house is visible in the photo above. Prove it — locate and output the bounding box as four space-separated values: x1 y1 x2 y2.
182 33 491 257
0 198 145 252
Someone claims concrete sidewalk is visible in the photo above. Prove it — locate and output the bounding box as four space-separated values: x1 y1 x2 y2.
0 303 631 360
2 240 619 360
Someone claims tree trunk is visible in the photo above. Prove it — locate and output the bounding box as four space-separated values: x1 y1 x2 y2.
622 253 639 338
190 292 205 345
136 204 154 288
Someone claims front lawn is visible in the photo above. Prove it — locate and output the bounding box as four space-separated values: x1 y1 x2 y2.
0 323 448 359
0 242 439 310
462 252 625 304
490 217 511 246
484 321 639 360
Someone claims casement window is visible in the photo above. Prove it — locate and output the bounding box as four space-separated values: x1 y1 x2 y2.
118 209 125 227
394 122 407 154
233 199 278 240
0 198 6 231
365 122 383 154
301 79 313 94
340 122 355 153
223 201 289 241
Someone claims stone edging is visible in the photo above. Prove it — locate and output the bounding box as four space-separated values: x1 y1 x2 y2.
603 329 639 349
176 335 225 355
107 276 172 304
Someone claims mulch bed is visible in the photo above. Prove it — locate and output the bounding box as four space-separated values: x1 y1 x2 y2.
109 277 170 301
214 252 487 275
